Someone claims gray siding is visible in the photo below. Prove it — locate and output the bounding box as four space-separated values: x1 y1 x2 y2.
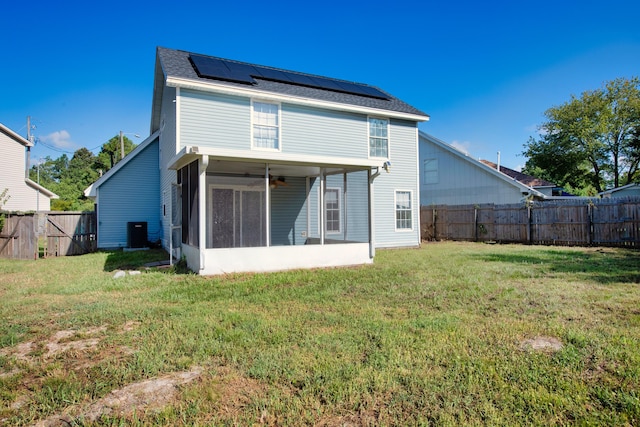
374 120 420 248
180 89 250 150
270 177 307 245
281 104 367 158
97 140 160 248
345 170 369 242
419 134 525 206
159 86 177 249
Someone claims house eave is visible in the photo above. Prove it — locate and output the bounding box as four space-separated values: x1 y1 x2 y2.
168 145 387 172
25 179 58 198
84 130 161 198
0 123 33 147
166 76 430 123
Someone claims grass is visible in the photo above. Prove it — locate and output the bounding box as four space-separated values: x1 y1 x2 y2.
0 242 639 425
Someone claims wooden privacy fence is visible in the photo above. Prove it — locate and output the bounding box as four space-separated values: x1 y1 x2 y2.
0 211 96 259
421 197 640 248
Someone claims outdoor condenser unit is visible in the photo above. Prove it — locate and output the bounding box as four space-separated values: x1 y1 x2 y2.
127 222 147 248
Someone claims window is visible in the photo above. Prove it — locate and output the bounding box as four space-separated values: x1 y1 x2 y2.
325 188 341 233
423 158 438 184
369 117 389 158
395 191 412 230
252 101 279 149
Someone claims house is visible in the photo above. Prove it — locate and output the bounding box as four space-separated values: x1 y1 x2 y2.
478 160 564 197
86 47 429 274
599 183 640 198
419 132 545 206
0 123 58 212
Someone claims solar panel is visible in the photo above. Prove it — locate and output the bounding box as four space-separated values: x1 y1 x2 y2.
190 54 254 84
189 54 390 100
252 67 294 83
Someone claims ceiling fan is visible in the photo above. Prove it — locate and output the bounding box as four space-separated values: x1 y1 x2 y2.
269 175 288 189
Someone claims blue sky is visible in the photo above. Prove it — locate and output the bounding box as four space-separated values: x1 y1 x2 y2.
2 0 639 171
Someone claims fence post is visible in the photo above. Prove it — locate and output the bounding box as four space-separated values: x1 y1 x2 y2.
432 208 437 241
587 202 593 246
474 205 478 242
527 203 533 244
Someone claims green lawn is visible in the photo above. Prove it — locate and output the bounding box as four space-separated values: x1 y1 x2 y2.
0 242 639 425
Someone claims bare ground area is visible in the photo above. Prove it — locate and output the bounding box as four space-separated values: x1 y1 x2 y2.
0 321 288 426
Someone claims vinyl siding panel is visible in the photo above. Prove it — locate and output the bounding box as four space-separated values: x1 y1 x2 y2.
270 177 307 245
180 89 250 150
345 170 369 242
97 140 160 248
281 104 367 158
419 135 524 206
159 86 177 249
0 130 52 211
374 120 420 248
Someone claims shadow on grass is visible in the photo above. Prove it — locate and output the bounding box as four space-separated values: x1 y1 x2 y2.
102 248 191 274
475 247 640 284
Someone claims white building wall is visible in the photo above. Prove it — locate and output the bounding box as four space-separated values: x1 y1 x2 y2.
0 129 52 211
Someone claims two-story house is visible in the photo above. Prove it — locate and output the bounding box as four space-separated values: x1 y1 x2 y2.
86 47 429 274
0 123 58 212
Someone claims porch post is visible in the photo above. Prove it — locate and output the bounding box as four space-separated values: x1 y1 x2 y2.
319 168 325 245
369 168 375 258
265 164 270 247
198 155 209 270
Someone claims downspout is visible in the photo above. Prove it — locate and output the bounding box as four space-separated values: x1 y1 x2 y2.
368 167 381 258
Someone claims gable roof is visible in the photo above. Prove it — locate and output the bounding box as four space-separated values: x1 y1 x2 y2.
598 182 640 196
151 47 429 132
84 131 160 198
479 160 556 188
419 131 546 199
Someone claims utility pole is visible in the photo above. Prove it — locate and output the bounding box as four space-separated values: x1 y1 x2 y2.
26 116 32 178
120 130 124 160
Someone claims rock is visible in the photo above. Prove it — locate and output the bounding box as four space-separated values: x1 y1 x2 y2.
129 271 141 276
113 270 126 279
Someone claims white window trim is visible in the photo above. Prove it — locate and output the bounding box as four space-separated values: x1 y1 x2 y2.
394 189 413 232
251 99 282 152
367 116 390 160
324 187 341 234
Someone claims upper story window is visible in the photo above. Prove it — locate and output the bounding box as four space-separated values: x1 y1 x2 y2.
252 101 280 150
369 117 389 158
423 158 438 184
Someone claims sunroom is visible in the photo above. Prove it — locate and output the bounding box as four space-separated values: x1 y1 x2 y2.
168 147 386 275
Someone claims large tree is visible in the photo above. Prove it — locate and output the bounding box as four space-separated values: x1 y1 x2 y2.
95 134 137 173
523 77 640 194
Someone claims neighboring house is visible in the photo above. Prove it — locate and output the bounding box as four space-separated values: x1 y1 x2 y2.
419 132 545 206
0 123 58 212
599 183 640 198
86 47 429 274
478 160 563 197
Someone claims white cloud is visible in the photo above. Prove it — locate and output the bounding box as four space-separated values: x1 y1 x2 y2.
450 140 471 155
41 130 74 149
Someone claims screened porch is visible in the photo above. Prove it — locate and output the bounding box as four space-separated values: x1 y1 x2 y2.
171 155 377 274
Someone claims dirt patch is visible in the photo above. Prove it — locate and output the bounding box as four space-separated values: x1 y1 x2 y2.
34 367 203 426
520 336 564 352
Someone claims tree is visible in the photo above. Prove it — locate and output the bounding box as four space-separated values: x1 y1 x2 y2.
523 77 640 194
96 135 137 173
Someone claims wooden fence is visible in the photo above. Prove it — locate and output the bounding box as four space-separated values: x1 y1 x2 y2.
0 211 96 259
421 197 640 248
